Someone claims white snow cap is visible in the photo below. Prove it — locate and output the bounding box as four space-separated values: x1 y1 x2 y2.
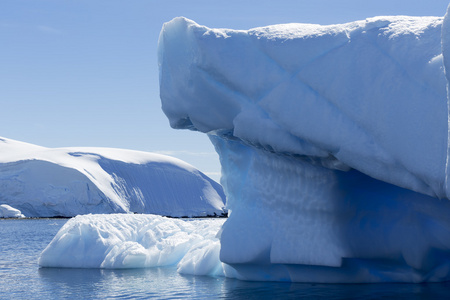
0 137 226 217
158 7 450 283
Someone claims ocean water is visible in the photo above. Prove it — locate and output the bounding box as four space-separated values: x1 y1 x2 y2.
1 218 450 299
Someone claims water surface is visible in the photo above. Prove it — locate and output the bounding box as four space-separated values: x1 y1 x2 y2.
1 218 450 299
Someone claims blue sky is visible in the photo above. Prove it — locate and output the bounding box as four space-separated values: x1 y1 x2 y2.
1 0 449 182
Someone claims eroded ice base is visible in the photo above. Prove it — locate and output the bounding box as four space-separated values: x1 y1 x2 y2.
213 136 450 283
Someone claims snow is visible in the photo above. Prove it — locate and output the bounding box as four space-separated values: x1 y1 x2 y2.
0 204 25 218
157 9 450 283
39 214 225 277
0 137 226 217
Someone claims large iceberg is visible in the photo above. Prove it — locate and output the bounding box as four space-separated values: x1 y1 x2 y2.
0 137 226 217
158 6 450 283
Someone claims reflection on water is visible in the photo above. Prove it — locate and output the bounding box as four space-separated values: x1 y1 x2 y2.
221 279 450 299
1 218 450 299
37 267 227 299
37 267 450 299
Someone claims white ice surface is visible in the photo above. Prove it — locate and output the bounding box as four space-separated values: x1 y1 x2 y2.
158 8 450 283
0 204 25 218
0 137 226 217
39 214 225 277
159 15 447 199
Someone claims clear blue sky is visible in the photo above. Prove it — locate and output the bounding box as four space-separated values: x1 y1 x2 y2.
1 0 449 182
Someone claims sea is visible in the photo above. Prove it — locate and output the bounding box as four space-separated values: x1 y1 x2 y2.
1 218 450 299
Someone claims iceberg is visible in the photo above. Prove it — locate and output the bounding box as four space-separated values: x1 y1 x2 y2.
39 213 225 277
158 6 450 283
0 204 25 218
0 137 226 218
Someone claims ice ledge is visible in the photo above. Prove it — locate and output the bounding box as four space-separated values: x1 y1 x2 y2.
159 15 448 199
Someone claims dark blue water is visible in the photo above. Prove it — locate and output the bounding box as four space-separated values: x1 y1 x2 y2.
1 218 450 299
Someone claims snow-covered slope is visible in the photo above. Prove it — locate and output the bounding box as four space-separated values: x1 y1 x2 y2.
0 137 226 217
157 9 450 283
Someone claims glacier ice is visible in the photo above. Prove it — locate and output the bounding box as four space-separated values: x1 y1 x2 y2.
158 8 450 283
39 213 225 277
0 137 226 218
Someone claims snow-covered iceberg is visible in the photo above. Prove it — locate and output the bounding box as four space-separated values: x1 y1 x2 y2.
0 137 226 218
158 7 450 283
0 204 25 218
39 214 225 276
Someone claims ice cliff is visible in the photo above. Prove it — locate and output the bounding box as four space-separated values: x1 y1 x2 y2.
158 8 450 282
0 137 226 217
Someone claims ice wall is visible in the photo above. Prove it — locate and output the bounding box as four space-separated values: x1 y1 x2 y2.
159 11 450 282
0 137 226 217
